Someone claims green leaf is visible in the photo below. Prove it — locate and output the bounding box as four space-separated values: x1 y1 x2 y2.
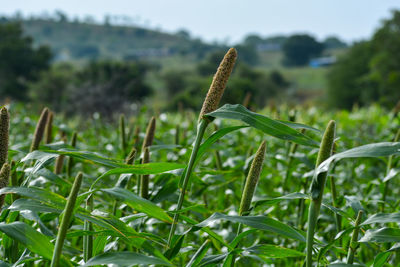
92 162 184 189
99 162 185 176
196 212 306 242
0 187 66 208
254 192 309 207
206 104 319 147
373 251 391 267
101 187 173 223
361 213 400 226
0 222 54 260
246 244 305 258
42 149 128 168
359 228 400 243
315 142 400 178
328 264 364 267
82 251 173 266
185 240 211 267
277 120 321 132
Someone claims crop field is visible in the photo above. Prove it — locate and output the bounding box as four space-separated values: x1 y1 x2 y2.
0 49 400 267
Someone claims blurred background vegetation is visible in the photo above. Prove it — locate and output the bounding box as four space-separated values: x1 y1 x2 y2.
0 9 399 117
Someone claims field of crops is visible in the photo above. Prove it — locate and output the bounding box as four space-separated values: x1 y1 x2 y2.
0 49 400 267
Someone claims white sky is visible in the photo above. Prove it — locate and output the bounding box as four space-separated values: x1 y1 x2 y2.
2 0 400 44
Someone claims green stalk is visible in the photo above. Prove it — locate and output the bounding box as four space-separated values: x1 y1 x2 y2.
66 132 77 177
305 120 336 267
51 172 83 267
382 129 400 212
167 48 237 248
346 210 363 264
119 114 127 157
175 124 180 145
83 195 94 262
167 119 208 246
232 141 266 266
140 147 150 199
329 174 341 232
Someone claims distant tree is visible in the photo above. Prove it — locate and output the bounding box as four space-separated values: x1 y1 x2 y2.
243 34 263 46
323 36 347 49
368 10 400 107
0 22 51 100
235 44 259 65
66 61 153 116
327 10 400 109
29 63 74 111
282 34 324 66
176 29 191 40
327 41 374 109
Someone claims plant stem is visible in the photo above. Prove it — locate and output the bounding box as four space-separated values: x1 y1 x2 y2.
167 119 208 247
346 210 363 264
83 194 94 262
305 121 336 267
51 172 82 267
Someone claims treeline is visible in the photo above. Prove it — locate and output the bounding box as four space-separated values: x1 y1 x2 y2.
0 22 290 116
327 10 400 109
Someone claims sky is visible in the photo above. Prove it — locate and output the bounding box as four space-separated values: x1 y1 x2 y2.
2 0 400 44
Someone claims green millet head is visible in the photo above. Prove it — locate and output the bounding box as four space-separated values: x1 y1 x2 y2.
315 120 336 167
71 132 78 147
239 140 266 216
30 108 49 152
0 163 11 209
199 48 237 120
142 117 156 151
125 147 137 165
44 111 54 144
0 107 9 168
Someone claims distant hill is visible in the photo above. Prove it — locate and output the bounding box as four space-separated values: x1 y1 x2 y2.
12 18 220 61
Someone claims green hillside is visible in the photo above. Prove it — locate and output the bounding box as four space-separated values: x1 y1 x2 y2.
19 19 218 62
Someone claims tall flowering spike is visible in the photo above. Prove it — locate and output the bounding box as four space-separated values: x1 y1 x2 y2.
315 120 336 169
0 107 9 168
0 163 11 209
239 140 266 216
142 117 156 152
199 48 237 120
45 111 54 144
30 108 49 152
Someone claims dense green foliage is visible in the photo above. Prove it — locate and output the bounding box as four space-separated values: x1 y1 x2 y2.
327 10 400 109
282 34 324 66
0 23 51 100
0 102 399 266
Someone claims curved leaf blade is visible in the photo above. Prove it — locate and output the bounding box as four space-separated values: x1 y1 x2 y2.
206 104 319 147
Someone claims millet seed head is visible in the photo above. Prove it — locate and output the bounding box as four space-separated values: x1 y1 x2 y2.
125 147 137 165
0 163 11 209
239 140 266 216
45 111 54 144
30 108 50 152
142 117 156 151
0 107 9 168
315 120 336 167
199 48 237 120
